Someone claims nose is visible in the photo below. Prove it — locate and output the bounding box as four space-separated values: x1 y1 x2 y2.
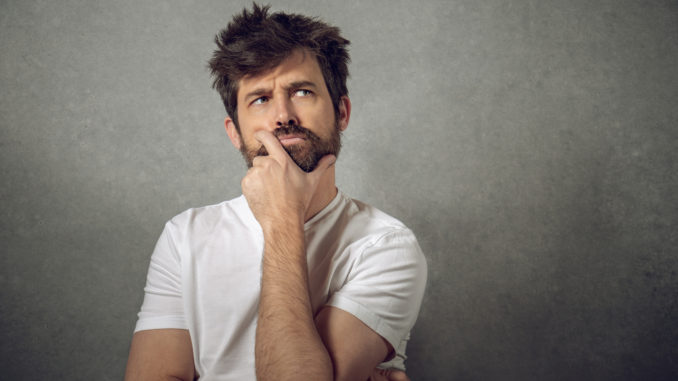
273 97 298 128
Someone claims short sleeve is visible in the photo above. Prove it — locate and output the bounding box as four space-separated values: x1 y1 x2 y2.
326 228 427 367
134 221 188 332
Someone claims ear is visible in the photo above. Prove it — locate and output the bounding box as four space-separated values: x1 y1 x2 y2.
224 117 242 150
337 96 351 132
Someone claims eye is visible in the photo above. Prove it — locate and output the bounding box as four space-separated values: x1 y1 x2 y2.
294 89 312 97
251 96 269 105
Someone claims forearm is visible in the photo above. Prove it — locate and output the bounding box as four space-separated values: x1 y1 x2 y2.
255 224 333 381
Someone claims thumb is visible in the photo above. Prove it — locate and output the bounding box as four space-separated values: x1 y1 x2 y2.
310 154 336 178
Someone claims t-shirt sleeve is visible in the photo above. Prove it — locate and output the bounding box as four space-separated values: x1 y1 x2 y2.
134 221 187 332
326 228 427 365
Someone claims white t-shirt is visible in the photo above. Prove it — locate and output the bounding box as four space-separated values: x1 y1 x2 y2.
135 190 427 380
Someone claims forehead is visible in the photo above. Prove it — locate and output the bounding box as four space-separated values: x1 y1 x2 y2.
237 50 327 98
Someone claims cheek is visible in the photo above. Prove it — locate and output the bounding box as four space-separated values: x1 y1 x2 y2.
236 120 265 148
307 104 336 128
240 134 260 151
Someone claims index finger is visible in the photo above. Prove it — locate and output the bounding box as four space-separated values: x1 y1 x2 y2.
254 130 290 163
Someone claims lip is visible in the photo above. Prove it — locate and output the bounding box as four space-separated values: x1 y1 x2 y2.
277 134 306 146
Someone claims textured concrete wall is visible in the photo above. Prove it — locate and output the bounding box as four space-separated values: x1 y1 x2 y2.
1 0 676 379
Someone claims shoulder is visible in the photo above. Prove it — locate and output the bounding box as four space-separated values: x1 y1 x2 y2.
348 197 407 228
339 194 415 244
329 193 425 264
163 195 256 239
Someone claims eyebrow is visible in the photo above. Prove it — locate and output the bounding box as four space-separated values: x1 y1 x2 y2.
243 88 269 102
243 80 319 102
287 80 318 91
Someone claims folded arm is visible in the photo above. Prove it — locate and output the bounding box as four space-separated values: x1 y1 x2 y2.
124 329 196 381
315 306 396 381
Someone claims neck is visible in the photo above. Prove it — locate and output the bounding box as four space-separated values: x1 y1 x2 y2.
304 166 337 223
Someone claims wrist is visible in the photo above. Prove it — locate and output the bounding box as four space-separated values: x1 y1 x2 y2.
261 219 304 242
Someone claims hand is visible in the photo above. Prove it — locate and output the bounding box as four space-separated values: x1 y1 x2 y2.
368 368 411 381
241 130 336 231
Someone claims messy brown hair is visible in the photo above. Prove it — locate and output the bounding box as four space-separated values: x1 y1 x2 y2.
208 3 351 131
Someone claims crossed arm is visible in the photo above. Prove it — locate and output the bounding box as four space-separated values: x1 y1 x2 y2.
125 131 410 380
253 219 393 380
125 308 406 381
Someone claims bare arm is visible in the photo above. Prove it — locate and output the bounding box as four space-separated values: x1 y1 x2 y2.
124 329 195 381
245 130 405 380
315 306 393 381
243 131 335 380
257 235 407 381
255 223 333 380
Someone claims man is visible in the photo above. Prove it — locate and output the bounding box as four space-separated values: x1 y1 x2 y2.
125 4 426 381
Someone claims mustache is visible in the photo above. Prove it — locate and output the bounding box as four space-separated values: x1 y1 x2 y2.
255 124 320 156
273 124 317 139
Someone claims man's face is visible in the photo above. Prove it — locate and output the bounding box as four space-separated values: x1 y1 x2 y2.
225 49 350 172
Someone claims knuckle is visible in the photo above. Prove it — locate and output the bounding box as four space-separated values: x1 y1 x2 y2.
253 156 272 169
241 171 257 186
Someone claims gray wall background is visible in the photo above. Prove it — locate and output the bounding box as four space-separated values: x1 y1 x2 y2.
1 0 676 380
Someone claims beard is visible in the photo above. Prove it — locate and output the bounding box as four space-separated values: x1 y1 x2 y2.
239 122 342 173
